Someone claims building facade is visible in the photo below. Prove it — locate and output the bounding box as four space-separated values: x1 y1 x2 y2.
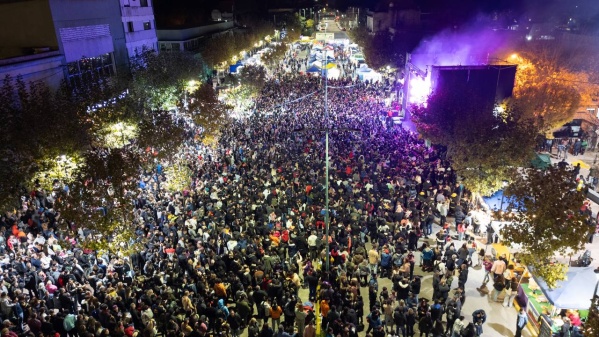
0 0 157 88
120 0 158 58
157 21 235 52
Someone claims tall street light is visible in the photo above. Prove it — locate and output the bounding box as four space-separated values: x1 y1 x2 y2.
324 20 331 275
294 21 360 276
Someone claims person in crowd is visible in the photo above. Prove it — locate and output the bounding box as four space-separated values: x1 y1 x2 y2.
515 307 528 337
0 48 556 337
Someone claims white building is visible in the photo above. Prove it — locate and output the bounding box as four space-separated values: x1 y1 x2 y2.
120 0 158 58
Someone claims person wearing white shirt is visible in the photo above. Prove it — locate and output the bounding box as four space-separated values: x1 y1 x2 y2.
451 316 465 337
307 233 318 259
40 253 52 270
33 233 46 246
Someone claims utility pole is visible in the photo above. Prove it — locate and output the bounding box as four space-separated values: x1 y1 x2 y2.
324 21 330 275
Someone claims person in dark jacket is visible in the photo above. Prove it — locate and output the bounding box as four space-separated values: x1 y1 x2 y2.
406 308 416 337
411 276 421 302
393 306 406 336
432 319 444 337
418 312 433 337
458 264 469 289
259 322 274 337
461 322 476 337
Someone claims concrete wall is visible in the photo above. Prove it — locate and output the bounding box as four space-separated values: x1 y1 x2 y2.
0 52 65 89
0 0 58 58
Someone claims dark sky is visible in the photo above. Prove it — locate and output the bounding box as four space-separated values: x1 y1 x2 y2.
153 0 599 30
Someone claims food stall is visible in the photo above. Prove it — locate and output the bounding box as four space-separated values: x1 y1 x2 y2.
515 266 597 335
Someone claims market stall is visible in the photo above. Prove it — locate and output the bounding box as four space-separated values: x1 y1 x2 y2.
516 266 597 334
356 66 382 83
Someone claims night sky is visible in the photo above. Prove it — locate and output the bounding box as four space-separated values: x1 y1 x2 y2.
153 0 599 32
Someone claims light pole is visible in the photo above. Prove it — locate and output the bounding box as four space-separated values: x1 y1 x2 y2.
323 20 331 275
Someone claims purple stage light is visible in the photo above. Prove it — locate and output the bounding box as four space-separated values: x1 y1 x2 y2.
408 75 431 105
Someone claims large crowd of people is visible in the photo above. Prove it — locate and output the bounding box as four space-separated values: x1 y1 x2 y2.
0 43 538 337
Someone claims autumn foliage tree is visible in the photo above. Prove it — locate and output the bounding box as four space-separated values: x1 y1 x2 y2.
508 42 599 135
501 166 593 288
412 80 538 196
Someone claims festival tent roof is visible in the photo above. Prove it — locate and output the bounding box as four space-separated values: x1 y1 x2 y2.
482 190 508 212
532 266 599 310
229 61 243 73
306 65 321 73
326 67 340 79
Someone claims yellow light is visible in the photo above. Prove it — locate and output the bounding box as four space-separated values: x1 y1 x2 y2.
103 121 138 148
511 53 518 59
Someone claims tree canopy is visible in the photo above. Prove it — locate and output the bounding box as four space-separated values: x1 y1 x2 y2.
411 79 538 196
0 77 92 209
500 166 592 288
0 50 230 254
348 27 421 70
508 42 599 135
129 49 209 110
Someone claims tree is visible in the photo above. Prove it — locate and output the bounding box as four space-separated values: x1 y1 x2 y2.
129 50 208 110
201 36 236 68
285 14 302 42
500 166 593 288
411 80 538 196
585 294 599 337
348 28 414 69
261 43 287 69
509 42 599 134
185 83 231 145
54 148 144 256
0 76 92 209
136 109 187 161
238 65 267 96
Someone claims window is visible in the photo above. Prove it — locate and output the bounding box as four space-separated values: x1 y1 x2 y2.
123 0 130 7
143 21 151 30
67 53 115 87
140 0 148 7
171 43 180 51
127 21 134 32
